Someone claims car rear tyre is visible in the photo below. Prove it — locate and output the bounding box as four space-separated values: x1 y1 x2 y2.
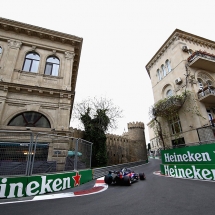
104 175 113 185
139 173 145 180
123 176 131 186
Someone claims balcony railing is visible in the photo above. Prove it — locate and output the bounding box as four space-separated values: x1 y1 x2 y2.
188 50 215 72
153 97 183 117
198 86 215 103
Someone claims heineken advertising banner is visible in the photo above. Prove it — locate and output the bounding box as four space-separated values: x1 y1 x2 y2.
0 169 92 199
160 143 215 181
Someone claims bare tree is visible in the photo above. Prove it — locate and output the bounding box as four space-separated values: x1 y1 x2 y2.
72 96 123 132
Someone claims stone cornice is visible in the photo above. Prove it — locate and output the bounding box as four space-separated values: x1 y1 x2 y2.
0 17 83 44
145 29 215 77
0 82 75 98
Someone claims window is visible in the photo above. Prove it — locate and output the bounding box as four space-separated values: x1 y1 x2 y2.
44 56 60 76
0 46 2 54
157 69 162 81
207 109 213 121
169 115 182 134
161 64 166 77
165 59 171 73
166 89 173 97
22 52 40 73
8 111 51 128
197 78 203 89
172 137 185 148
206 80 213 88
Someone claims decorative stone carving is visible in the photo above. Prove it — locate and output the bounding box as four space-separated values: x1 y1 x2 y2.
65 51 75 60
32 46 36 51
8 39 22 49
14 27 20 33
26 30 31 36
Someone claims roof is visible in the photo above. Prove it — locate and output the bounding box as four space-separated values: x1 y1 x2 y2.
145 29 215 77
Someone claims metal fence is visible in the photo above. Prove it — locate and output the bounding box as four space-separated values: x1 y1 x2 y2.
0 130 93 177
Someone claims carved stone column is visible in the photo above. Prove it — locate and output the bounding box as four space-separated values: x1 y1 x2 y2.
64 51 75 89
2 39 22 77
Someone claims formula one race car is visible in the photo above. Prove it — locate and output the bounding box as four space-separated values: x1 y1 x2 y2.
104 167 145 186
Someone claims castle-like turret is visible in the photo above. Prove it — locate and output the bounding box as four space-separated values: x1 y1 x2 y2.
127 122 145 141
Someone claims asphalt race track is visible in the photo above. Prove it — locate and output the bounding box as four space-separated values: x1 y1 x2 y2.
1 158 215 215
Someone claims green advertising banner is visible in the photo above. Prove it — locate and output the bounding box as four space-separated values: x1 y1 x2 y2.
0 169 92 199
160 164 215 181
161 144 215 164
160 143 215 181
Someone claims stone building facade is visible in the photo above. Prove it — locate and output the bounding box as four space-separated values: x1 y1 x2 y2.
146 29 215 153
0 17 82 170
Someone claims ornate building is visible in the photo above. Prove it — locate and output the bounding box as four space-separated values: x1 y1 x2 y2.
0 17 82 170
146 29 215 153
0 17 82 132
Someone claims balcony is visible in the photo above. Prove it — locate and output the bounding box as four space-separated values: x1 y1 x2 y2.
188 50 215 73
153 96 184 117
198 86 215 104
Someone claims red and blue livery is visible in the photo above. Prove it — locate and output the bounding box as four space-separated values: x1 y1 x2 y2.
104 167 145 186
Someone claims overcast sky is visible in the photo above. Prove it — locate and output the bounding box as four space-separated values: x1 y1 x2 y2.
1 0 215 143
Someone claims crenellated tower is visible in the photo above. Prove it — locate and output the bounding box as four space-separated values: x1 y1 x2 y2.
127 122 145 141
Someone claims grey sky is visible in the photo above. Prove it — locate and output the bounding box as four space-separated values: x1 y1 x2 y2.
1 0 215 143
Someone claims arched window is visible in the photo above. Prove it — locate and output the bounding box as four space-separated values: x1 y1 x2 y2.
197 78 203 89
157 69 162 81
165 59 171 73
8 111 51 128
22 52 40 73
166 89 173 97
206 80 213 87
161 64 166 77
0 46 2 54
44 56 60 76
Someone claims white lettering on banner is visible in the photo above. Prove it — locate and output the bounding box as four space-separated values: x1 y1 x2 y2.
195 153 202 162
8 182 24 198
62 177 70 190
187 151 195 162
164 165 169 175
0 174 77 198
0 178 7 198
170 155 174 162
202 169 212 180
163 165 215 180
174 166 178 177
26 181 40 196
178 168 186 178
52 178 62 192
191 166 203 180
177 154 183 162
183 154 188 162
185 168 193 178
39 176 54 194
164 153 170 162
202 153 212 162
169 168 175 176
164 151 212 163
211 169 215 180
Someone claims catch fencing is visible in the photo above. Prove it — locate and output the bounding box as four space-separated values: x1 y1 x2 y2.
0 130 93 177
